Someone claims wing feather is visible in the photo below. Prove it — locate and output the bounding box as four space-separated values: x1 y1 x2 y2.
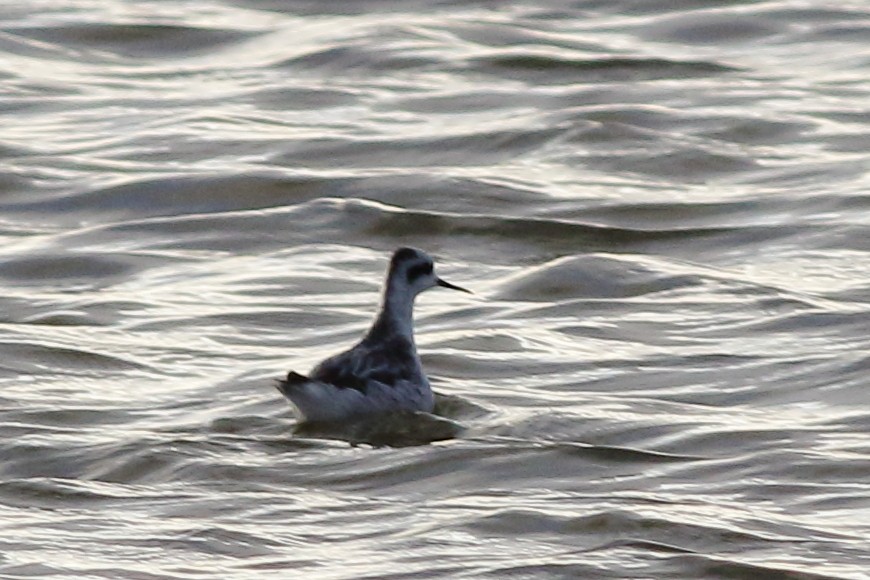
311 335 418 393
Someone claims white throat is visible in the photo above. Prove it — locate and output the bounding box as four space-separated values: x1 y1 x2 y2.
364 252 435 346
379 278 418 339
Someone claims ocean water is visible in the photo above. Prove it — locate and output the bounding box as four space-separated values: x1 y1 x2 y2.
1 0 869 577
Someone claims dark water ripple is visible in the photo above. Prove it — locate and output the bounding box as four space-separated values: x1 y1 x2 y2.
1 0 870 578
13 24 259 57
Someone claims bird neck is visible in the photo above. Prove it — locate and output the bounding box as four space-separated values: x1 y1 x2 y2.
367 279 416 342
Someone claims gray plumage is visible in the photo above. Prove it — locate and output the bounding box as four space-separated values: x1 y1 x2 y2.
277 247 470 423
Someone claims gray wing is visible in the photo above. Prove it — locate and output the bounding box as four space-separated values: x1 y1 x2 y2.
310 336 418 394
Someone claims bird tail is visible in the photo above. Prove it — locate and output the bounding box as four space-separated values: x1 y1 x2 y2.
276 371 310 398
276 371 369 423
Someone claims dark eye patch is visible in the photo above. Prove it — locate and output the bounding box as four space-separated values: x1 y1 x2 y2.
406 261 433 283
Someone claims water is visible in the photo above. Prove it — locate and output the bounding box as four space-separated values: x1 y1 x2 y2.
1 0 869 577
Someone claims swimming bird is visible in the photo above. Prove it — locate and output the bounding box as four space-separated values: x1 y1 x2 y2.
277 247 471 423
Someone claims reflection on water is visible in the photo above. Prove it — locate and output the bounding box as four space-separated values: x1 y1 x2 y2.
1 0 870 577
292 408 469 449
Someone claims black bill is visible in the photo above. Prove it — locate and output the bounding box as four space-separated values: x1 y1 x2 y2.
437 278 472 294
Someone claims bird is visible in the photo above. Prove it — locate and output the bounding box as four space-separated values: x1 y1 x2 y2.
277 247 471 423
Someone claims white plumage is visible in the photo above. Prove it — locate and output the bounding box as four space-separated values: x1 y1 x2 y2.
277 247 470 423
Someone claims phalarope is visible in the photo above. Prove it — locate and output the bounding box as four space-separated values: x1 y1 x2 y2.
277 247 470 423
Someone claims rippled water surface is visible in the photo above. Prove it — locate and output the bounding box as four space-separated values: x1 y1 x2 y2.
2 0 870 577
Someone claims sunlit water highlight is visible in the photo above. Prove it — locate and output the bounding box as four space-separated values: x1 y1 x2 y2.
1 0 869 578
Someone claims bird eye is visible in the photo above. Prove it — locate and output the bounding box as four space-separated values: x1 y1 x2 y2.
406 262 433 283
